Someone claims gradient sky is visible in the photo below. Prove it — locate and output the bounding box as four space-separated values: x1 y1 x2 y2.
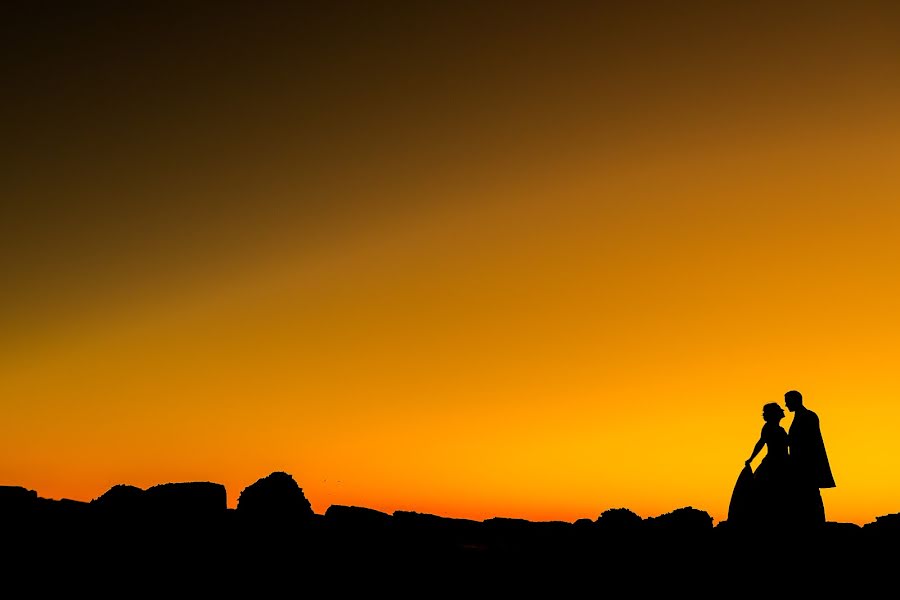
3 1 900 526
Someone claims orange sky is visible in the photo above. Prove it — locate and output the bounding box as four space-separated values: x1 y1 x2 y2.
3 2 900 526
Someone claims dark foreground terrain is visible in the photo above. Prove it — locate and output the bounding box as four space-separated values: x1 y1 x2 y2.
3 471 898 594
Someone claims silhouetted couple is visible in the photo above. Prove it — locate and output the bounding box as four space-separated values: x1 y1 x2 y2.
728 390 836 531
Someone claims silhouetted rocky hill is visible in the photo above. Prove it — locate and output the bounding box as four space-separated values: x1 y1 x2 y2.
2 471 898 594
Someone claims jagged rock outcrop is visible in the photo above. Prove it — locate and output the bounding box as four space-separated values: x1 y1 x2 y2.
91 484 145 514
645 506 714 534
325 504 392 530
0 485 38 501
143 481 228 521
0 486 38 511
322 505 394 554
236 471 313 525
595 507 643 533
393 510 486 553
7 469 900 594
863 511 900 532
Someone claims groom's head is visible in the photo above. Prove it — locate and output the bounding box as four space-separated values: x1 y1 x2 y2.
784 390 803 412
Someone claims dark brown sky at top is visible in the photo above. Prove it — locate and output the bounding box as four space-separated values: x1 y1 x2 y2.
3 1 899 344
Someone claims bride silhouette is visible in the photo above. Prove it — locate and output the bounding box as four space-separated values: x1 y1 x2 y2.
728 402 791 529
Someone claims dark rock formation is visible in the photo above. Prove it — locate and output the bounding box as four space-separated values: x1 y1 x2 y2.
325 504 392 530
645 505 714 533
595 506 643 532
91 484 145 514
144 481 227 518
236 471 313 525
4 471 900 594
0 485 38 508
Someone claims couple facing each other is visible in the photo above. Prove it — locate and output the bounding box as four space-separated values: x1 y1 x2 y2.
730 389 836 529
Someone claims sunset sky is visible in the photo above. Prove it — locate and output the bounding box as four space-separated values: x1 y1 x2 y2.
3 2 900 526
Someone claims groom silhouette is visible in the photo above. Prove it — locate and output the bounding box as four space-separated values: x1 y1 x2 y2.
784 390 835 527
